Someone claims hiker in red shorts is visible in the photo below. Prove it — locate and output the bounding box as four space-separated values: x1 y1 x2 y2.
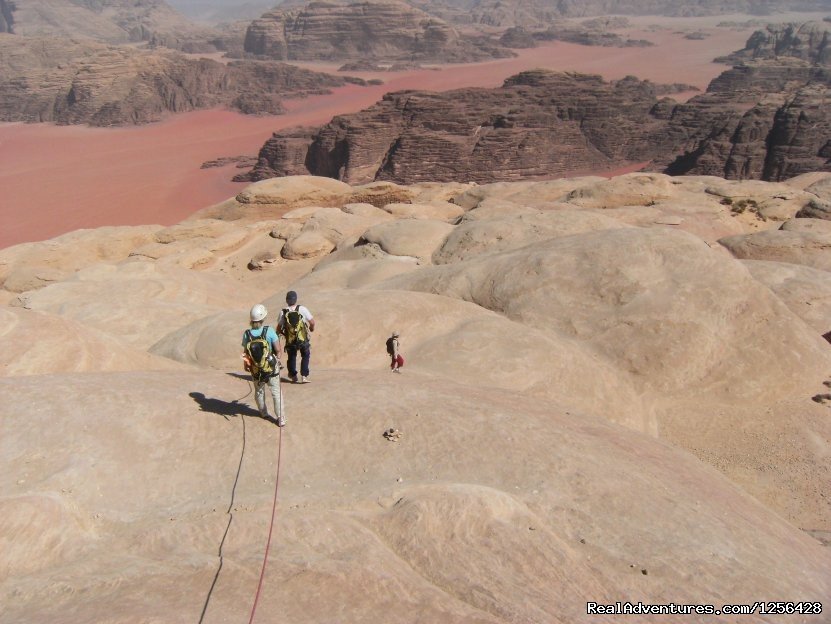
386 331 404 373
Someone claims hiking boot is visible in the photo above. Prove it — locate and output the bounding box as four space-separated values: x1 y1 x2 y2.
301 376 310 384
276 415 286 427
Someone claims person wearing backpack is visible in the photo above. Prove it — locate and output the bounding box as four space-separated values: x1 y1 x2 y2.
277 290 315 384
242 304 285 426
386 331 403 373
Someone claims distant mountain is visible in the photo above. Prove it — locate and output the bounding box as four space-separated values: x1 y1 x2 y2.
0 35 363 125
716 20 831 65
243 0 514 62
0 0 225 50
407 0 831 28
163 0 831 33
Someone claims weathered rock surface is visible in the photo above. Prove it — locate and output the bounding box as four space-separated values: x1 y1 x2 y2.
10 261 264 348
0 225 160 292
498 26 536 48
3 174 831 623
719 218 831 271
0 307 187 374
743 259 831 335
381 225 831 400
0 0 222 50
244 0 513 63
380 201 463 220
535 21 653 47
0 36 359 125
410 0 831 29
660 62 831 181
240 59 831 185
193 176 414 222
716 20 831 66
242 70 673 185
433 210 632 264
3 370 829 622
359 219 455 261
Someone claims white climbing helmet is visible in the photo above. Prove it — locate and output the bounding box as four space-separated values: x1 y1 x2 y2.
250 304 268 322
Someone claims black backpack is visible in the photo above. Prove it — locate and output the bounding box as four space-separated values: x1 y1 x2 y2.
385 337 396 356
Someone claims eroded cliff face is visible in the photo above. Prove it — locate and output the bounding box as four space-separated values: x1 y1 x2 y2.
240 55 831 185
410 0 831 29
240 71 674 184
0 37 360 125
660 61 831 179
243 0 512 62
717 20 831 66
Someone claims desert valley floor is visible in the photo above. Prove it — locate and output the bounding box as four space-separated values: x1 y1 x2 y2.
2 13 813 248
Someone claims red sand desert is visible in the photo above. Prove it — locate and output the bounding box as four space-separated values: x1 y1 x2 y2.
0 15 809 249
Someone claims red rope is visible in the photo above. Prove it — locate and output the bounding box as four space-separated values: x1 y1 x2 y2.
247 422 284 623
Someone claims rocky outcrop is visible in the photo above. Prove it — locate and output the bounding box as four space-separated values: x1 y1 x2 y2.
239 61 831 185
535 22 653 47
0 37 361 125
659 60 831 180
242 71 675 184
719 219 831 272
499 26 536 49
716 21 831 66
243 0 513 62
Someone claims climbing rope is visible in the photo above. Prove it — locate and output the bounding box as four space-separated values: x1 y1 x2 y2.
197 399 248 624
247 379 285 624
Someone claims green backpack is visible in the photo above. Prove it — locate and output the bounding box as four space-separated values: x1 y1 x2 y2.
282 307 309 346
244 326 277 381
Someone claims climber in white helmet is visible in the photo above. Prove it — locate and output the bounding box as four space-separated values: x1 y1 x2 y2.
241 303 285 427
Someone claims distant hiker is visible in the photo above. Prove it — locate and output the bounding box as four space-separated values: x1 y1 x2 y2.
386 331 403 373
277 290 315 384
242 304 285 427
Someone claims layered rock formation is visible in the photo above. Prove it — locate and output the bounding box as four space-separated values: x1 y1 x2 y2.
0 36 363 125
240 57 831 184
660 60 831 180
409 0 831 29
534 20 653 47
2 173 831 623
716 20 831 66
498 26 536 48
240 70 676 184
243 0 513 62
0 0 223 50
